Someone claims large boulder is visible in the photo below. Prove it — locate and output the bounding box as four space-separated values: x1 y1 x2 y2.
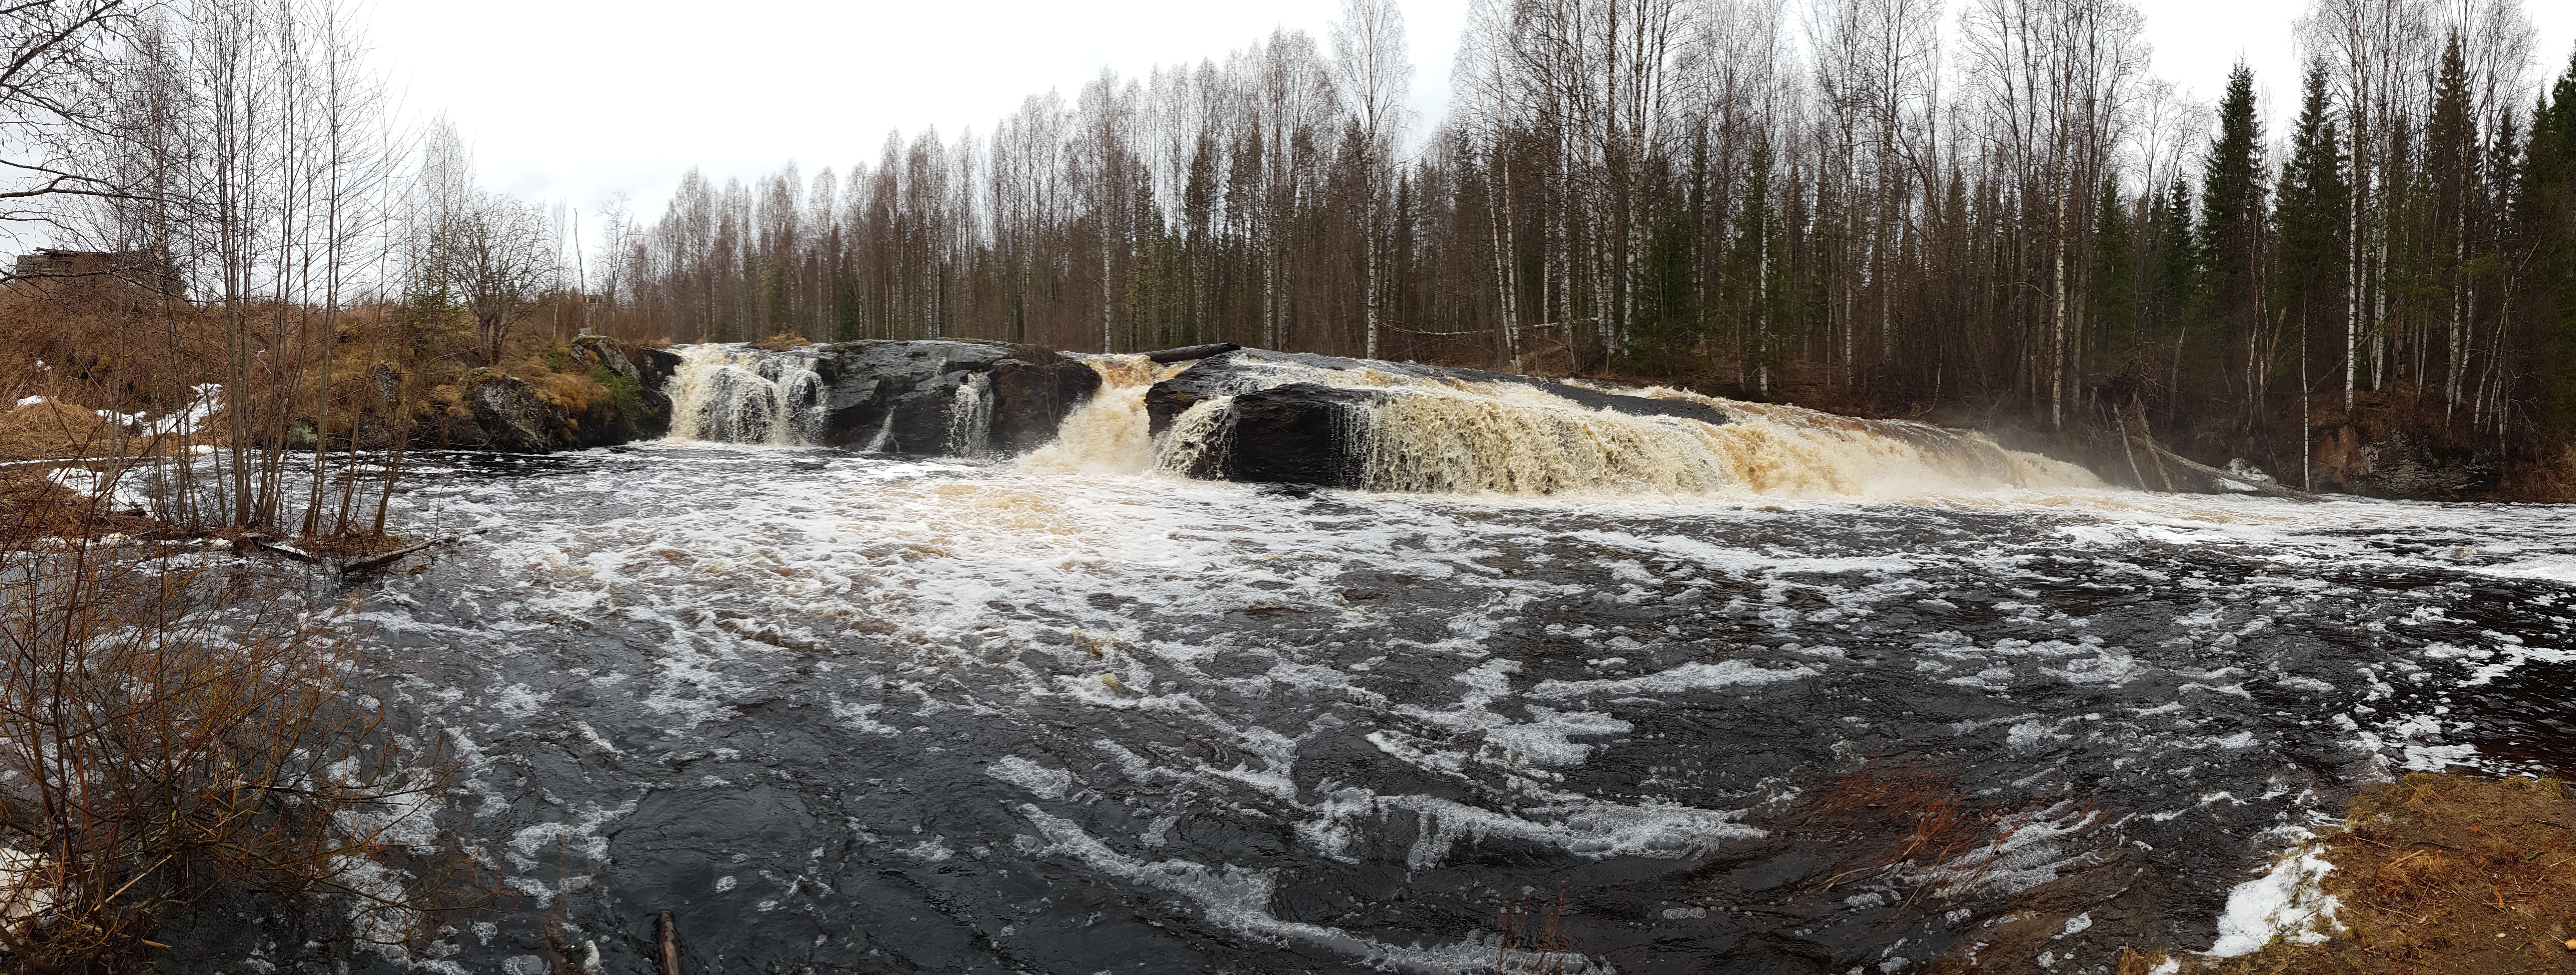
569 336 681 440
1143 349 1735 488
453 369 574 453
1162 382 1394 487
1143 349 1730 437
569 335 682 389
989 356 1104 454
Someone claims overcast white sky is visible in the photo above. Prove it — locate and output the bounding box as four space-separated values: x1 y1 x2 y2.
368 0 2576 230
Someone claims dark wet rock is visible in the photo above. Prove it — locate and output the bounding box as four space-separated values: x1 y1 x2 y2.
989 355 1102 454
2313 422 2497 500
1144 348 1734 487
453 369 572 453
685 339 1097 456
1166 382 1393 487
1141 342 1242 363
1143 349 1731 437
569 336 682 440
570 335 682 390
431 364 669 454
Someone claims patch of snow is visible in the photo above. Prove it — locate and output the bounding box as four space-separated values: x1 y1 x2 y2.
2204 845 2340 957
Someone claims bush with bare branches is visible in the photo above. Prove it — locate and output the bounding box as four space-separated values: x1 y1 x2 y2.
0 494 486 970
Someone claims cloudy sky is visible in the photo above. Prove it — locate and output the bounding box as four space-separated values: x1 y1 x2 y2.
368 0 2576 232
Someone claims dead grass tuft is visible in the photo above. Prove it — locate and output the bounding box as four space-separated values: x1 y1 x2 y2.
0 401 121 461
750 331 812 351
2174 773 2576 974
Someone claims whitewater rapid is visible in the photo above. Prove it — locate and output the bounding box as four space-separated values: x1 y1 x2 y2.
343 435 2576 974
664 344 2105 501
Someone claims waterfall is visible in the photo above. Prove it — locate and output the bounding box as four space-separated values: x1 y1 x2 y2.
947 372 994 458
664 345 824 445
860 411 896 452
663 341 2102 499
1338 378 2099 497
1016 355 1183 475
1021 353 2101 499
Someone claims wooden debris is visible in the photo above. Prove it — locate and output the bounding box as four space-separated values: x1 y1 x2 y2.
656 910 682 975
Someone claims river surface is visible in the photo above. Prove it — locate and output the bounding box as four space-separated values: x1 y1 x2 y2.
353 444 2576 975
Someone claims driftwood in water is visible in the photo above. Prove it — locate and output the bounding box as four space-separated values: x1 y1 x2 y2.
2118 406 2322 502
338 535 458 576
656 911 683 975
1142 343 1242 364
239 535 320 563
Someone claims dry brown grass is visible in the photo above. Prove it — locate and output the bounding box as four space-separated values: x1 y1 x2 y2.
750 331 813 351
0 401 121 461
2137 773 2576 974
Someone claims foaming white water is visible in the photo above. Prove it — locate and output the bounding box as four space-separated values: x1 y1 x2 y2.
666 342 2103 501
368 442 2576 970
1017 355 1185 476
664 344 822 445
1029 352 2103 500
1352 375 2104 499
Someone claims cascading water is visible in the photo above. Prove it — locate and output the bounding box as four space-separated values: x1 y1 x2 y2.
1017 354 1185 475
664 344 825 445
1020 351 2099 499
945 371 993 458
664 342 2098 499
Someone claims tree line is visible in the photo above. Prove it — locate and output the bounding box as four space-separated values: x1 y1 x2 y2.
598 0 2576 493
7 0 585 531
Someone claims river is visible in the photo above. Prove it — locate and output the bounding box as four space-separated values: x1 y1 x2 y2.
344 349 2576 975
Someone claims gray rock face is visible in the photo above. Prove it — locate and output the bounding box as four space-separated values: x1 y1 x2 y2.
456 369 571 453
2317 427 2498 500
421 338 680 452
1161 381 1395 487
571 335 681 388
570 336 682 440
668 339 1102 457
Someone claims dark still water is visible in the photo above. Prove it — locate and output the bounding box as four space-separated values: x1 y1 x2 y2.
347 444 2575 974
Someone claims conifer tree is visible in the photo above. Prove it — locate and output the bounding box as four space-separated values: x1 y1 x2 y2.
2201 63 2269 424
2427 33 2477 416
2089 176 2137 353
2523 53 2576 423
2276 60 2351 484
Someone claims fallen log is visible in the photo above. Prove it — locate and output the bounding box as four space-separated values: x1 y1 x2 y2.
1141 342 1242 364
240 535 320 563
2120 409 2323 502
656 911 683 975
338 535 458 576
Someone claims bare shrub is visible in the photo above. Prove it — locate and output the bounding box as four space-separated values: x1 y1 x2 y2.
0 500 485 970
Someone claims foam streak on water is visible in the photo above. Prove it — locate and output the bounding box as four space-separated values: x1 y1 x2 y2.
357 447 2576 974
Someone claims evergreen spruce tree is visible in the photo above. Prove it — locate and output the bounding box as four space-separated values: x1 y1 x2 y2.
2200 62 2269 421
2522 52 2576 423
2149 179 2197 334
2276 60 2352 395
2426 34 2477 415
2089 176 2137 353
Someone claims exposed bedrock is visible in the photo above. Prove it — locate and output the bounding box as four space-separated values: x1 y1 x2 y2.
666 339 1101 455
1144 349 1738 488
1142 349 1730 437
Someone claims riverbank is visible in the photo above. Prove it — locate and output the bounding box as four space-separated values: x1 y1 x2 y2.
2152 773 2576 974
